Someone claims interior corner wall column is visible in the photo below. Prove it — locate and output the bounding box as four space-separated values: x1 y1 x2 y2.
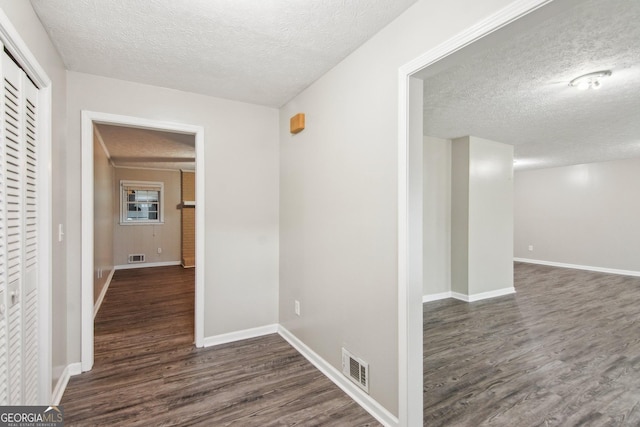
451 136 514 297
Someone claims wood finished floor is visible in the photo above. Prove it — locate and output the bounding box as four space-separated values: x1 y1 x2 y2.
424 262 640 426
62 266 379 426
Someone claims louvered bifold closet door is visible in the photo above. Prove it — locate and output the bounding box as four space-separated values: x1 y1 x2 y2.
0 50 40 405
3 50 23 406
0 51 7 405
22 71 38 405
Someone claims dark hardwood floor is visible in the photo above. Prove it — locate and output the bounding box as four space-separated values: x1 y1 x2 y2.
62 266 379 426
424 262 640 426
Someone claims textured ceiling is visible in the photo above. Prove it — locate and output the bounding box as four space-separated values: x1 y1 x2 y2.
30 0 418 107
417 0 640 170
95 124 195 171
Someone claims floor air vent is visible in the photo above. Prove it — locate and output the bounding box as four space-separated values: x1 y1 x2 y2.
342 348 369 393
128 254 145 263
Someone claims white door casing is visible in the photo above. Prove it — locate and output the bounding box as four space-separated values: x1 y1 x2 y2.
80 111 205 372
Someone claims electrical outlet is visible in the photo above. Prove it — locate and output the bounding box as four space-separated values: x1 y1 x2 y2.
294 300 300 316
157 247 162 254
528 245 533 251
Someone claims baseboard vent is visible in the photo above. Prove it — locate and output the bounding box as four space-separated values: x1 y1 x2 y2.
342 348 369 393
128 254 145 263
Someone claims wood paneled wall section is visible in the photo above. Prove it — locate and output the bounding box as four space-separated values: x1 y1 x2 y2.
181 171 196 267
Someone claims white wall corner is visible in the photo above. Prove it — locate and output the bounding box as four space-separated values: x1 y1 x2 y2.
51 362 82 405
422 292 453 303
277 326 399 427
93 268 115 319
452 287 515 302
202 324 279 348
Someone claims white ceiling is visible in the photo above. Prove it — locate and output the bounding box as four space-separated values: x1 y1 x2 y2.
417 0 640 170
31 0 640 171
95 124 195 171
30 0 418 108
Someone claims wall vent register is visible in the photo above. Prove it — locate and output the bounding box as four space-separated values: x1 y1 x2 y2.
127 254 145 264
342 348 369 393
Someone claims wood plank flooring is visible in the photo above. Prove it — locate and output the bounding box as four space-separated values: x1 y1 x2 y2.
424 262 640 426
62 266 379 426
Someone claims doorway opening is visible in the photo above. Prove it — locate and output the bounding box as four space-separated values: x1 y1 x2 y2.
80 112 205 371
397 0 554 424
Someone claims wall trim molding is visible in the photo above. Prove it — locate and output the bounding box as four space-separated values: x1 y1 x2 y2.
113 164 187 172
278 326 398 427
422 292 452 303
202 324 279 348
94 126 112 160
423 288 515 303
452 287 516 302
514 258 640 277
114 261 182 271
93 268 115 319
51 362 82 405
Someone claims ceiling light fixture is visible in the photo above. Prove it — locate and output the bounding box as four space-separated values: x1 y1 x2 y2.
569 70 612 90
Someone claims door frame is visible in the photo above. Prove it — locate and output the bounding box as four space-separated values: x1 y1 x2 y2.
81 111 205 371
396 0 552 424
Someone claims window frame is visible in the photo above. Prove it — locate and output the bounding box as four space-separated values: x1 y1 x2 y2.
119 180 165 225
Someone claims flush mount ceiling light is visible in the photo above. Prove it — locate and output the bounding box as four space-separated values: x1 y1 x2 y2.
569 70 612 90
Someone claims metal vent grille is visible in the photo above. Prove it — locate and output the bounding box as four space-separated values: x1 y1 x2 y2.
342 348 369 393
128 254 145 263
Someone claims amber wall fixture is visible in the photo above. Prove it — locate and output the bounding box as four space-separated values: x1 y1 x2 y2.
290 113 305 134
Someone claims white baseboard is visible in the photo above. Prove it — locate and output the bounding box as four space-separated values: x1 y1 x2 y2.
514 258 640 277
423 291 452 302
114 261 181 270
451 291 468 301
51 362 82 405
202 324 279 348
94 268 115 319
452 287 515 302
424 288 515 303
278 326 398 427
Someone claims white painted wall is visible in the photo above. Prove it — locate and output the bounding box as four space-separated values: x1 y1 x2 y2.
452 136 514 296
451 138 470 295
423 136 451 296
112 168 181 267
279 0 519 416
467 137 514 295
66 71 280 360
93 133 114 302
515 157 640 273
0 0 69 391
